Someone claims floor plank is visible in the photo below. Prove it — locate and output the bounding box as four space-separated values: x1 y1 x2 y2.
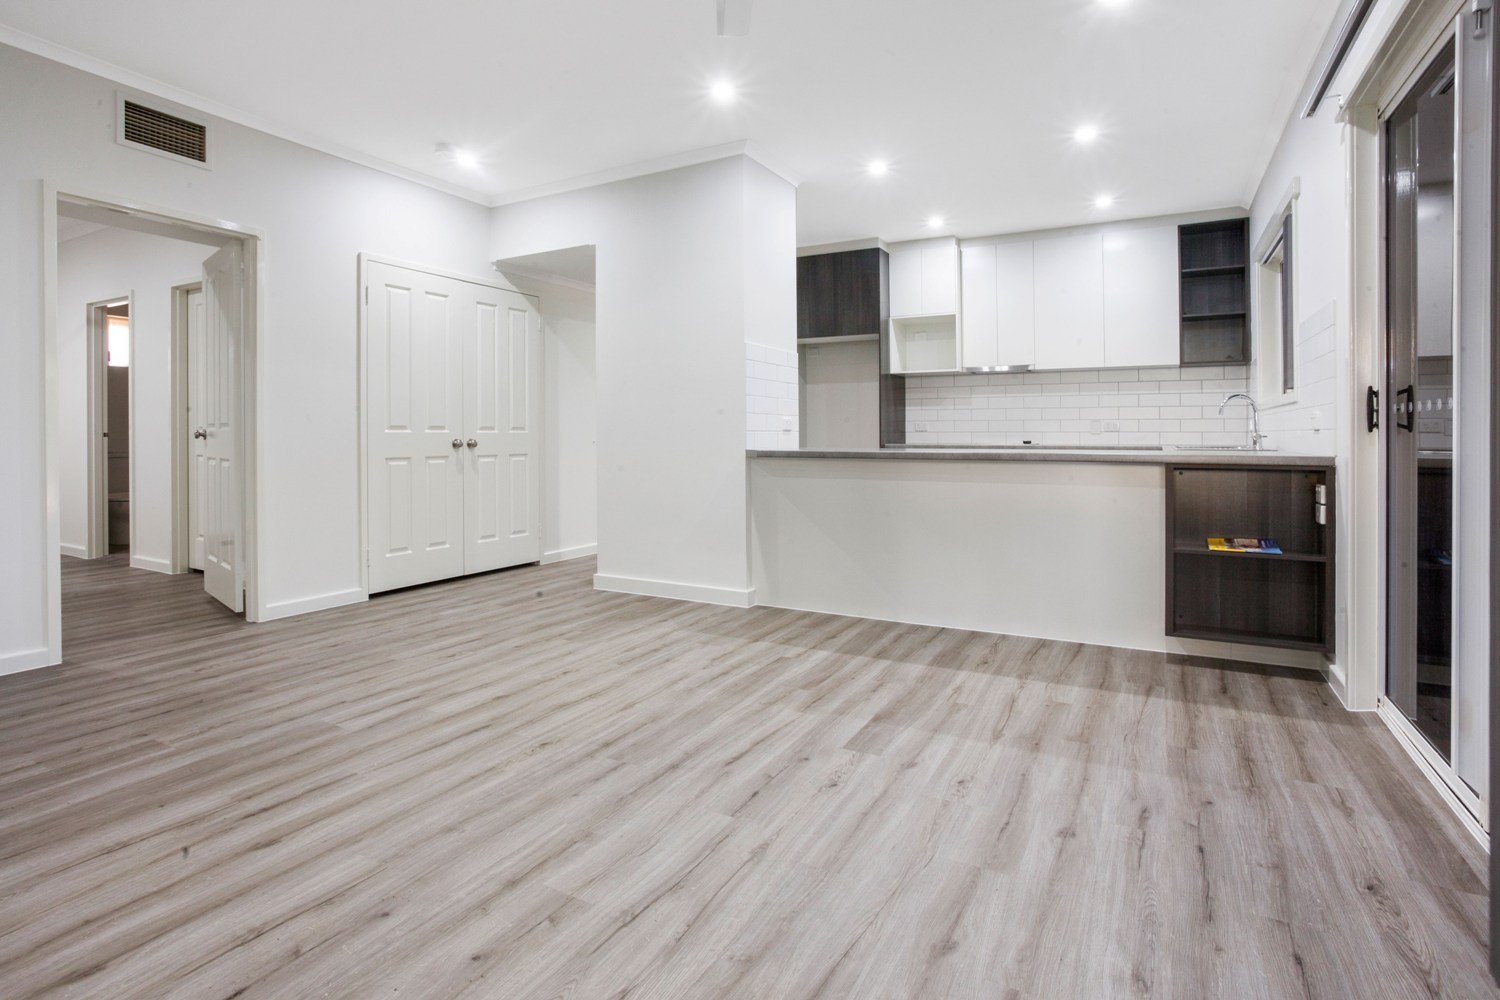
0 554 1493 999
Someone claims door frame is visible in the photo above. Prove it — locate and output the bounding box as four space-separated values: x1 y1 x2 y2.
83 295 132 560
1341 5 1490 840
42 185 266 665
170 279 204 574
355 253 541 598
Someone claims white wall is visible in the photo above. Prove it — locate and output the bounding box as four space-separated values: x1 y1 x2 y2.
529 279 598 563
1248 100 1347 456
57 225 216 569
800 340 879 451
1 43 494 670
489 155 797 605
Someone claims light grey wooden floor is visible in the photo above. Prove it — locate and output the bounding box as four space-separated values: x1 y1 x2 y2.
0 555 1494 999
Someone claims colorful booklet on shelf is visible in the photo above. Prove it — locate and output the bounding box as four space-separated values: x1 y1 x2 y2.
1207 537 1282 554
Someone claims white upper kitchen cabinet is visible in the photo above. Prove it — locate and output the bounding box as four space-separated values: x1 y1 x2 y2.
1033 232 1104 370
961 242 1035 369
889 237 960 317
1103 225 1181 367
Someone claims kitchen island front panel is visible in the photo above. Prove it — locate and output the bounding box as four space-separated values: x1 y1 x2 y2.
749 454 1332 672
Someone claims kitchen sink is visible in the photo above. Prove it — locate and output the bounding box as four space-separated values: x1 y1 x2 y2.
1173 445 1275 451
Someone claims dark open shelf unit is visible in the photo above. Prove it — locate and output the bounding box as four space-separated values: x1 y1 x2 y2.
1178 219 1249 366
1166 465 1335 653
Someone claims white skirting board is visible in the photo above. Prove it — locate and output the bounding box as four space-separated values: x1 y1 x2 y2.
129 554 173 575
59 543 87 560
258 588 367 622
0 647 56 676
594 574 756 608
542 544 597 565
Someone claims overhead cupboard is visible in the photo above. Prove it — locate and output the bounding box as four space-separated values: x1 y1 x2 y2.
882 216 1236 374
362 259 543 594
886 237 962 374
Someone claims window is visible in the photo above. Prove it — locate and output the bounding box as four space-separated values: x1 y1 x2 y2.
1254 183 1299 404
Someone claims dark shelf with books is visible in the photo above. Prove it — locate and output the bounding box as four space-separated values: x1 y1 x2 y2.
1165 466 1335 653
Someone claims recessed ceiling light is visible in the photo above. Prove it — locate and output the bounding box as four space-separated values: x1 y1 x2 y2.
927 215 945 229
867 160 889 177
434 142 479 169
710 79 737 104
1094 194 1115 209
1074 124 1101 144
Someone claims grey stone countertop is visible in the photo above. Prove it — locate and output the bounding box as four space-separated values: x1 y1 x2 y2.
747 446 1335 468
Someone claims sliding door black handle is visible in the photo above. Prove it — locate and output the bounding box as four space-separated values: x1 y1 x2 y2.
1394 384 1415 432
1366 386 1379 432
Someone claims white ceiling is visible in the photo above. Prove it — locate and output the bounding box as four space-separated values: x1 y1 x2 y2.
0 0 1342 246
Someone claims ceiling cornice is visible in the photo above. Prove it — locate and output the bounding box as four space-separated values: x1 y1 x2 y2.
0 25 497 206
1 25 802 214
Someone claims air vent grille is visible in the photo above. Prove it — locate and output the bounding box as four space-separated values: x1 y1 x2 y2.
121 100 207 163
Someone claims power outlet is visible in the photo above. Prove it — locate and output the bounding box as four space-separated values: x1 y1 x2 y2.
1104 421 1119 432
913 422 928 432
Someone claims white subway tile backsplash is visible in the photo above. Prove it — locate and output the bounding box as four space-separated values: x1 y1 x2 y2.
746 342 799 450
903 363 1253 449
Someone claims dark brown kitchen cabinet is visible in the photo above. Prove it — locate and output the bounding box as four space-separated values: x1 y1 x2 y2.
797 248 885 340
1165 464 1335 653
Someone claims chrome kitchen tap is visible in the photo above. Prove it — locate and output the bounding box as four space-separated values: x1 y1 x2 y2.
1219 393 1266 450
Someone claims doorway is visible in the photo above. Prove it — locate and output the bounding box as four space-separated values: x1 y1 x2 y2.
52 194 260 626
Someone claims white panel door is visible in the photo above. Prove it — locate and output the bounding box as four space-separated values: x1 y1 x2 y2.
1034 233 1104 370
186 286 207 571
200 244 245 612
366 262 465 593
461 286 541 573
960 245 999 368
1103 225 1181 367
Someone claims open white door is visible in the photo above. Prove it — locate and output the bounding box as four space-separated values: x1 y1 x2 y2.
200 243 245 612
463 287 542 573
186 285 207 571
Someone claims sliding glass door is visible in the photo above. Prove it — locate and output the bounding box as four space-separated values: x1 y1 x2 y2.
1384 9 1492 814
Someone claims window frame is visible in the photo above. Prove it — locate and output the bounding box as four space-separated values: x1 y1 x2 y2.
1253 180 1300 407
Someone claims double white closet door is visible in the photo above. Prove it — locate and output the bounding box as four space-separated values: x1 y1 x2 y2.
365 261 542 594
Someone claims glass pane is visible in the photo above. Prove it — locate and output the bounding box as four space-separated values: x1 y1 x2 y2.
1385 43 1455 761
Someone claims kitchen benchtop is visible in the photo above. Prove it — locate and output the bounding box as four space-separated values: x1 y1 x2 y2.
747 446 1335 468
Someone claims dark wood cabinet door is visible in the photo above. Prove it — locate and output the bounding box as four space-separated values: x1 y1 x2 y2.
797 249 884 340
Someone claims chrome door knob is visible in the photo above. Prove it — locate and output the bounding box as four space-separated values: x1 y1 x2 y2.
193 428 207 440
466 438 478 449
452 438 463 449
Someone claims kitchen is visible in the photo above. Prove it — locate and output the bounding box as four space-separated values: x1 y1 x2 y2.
750 211 1338 672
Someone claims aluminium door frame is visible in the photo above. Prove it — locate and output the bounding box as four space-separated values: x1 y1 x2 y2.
1364 14 1490 835
355 253 542 599
41 184 266 668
